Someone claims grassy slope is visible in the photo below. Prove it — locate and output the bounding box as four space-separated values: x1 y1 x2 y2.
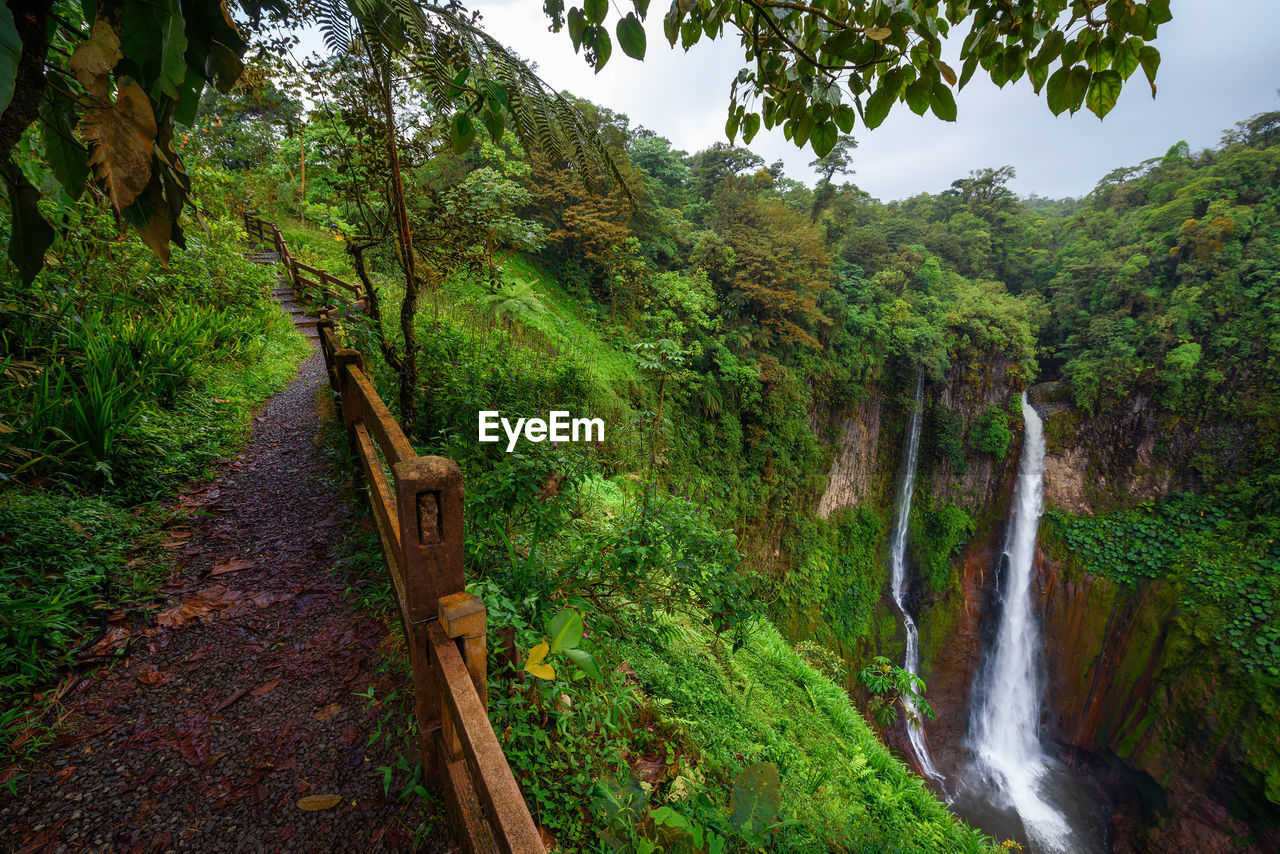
617 614 993 852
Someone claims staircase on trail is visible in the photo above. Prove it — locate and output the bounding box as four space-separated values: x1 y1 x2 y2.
244 247 320 338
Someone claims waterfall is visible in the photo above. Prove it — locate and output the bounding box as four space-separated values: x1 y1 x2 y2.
968 393 1072 852
888 370 943 782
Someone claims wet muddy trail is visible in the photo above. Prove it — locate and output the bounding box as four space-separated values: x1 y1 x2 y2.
2 289 454 853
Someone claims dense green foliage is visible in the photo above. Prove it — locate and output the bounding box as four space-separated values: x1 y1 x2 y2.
1048 496 1280 684
4 7 1278 840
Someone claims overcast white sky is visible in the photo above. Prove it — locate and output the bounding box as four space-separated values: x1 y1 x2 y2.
297 0 1280 201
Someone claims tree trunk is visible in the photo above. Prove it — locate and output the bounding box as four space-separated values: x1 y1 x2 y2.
0 0 54 161
370 47 422 432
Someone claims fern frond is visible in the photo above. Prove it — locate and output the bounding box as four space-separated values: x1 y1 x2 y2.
333 0 635 202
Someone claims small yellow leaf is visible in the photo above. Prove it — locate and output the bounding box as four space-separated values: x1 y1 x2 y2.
867 26 892 41
524 641 555 680
297 794 342 811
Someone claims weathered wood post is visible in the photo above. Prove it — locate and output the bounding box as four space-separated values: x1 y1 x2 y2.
332 349 364 438
438 592 487 761
393 456 466 784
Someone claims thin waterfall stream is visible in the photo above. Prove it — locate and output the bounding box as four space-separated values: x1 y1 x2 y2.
888 371 943 782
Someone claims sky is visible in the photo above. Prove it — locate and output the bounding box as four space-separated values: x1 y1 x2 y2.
295 0 1280 202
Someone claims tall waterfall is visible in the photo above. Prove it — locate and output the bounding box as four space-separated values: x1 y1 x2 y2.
888 371 943 781
969 393 1071 852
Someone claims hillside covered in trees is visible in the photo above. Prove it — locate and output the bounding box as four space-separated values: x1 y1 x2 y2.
1 1 1277 851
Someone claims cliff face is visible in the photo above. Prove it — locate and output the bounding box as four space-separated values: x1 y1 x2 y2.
1035 545 1280 853
815 392 884 520
1031 387 1280 854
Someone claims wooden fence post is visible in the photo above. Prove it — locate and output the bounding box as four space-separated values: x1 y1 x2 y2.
394 456 466 784
438 592 487 762
331 349 364 429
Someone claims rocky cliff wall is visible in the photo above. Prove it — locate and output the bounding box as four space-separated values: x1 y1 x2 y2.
1030 384 1279 853
1035 544 1280 853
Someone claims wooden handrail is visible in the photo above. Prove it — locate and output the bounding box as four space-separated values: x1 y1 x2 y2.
243 213 544 853
342 361 417 467
244 213 364 304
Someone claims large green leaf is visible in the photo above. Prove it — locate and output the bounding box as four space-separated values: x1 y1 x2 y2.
0 2 20 115
121 0 188 100
584 0 607 25
567 7 586 51
591 25 611 71
547 608 583 654
565 648 602 681
863 84 894 130
729 762 780 834
929 81 957 122
1139 45 1160 96
811 120 837 156
616 13 645 60
1 159 56 286
449 112 475 153
206 42 243 93
1085 69 1122 118
39 89 90 199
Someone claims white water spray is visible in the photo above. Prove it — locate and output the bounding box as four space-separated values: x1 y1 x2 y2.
969 393 1072 852
888 371 944 782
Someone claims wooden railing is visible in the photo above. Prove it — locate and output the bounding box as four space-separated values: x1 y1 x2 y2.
244 213 545 853
244 213 363 309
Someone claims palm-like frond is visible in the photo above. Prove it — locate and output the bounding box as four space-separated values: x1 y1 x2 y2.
327 0 633 200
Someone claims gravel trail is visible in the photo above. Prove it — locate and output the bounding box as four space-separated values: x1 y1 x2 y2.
1 289 455 853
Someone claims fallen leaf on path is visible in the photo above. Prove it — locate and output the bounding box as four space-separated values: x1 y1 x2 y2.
174 722 211 767
340 725 359 747
296 794 342 811
156 585 245 627
136 666 171 686
250 680 280 697
54 765 77 784
209 558 255 577
312 703 342 722
213 688 248 714
74 715 121 742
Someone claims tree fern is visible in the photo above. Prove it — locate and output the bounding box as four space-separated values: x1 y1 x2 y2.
314 0 632 198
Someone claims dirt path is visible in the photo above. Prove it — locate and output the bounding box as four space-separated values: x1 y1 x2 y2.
1 289 454 852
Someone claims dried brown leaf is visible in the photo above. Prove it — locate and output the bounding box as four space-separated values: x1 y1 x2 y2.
250 679 279 697
213 687 248 713
296 794 342 811
81 83 156 212
208 558 254 577
156 585 244 627
136 666 171 686
312 703 342 722
68 20 121 99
